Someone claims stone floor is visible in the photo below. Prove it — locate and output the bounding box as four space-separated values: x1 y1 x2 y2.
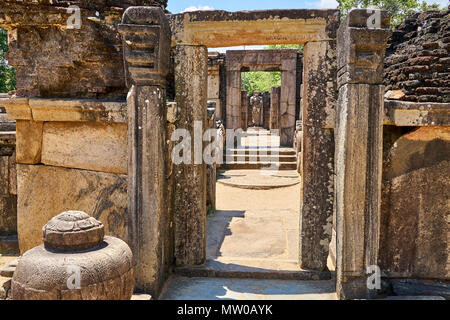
160 276 337 300
206 182 302 273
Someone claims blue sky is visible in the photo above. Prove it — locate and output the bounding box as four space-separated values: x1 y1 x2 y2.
167 0 449 13
167 0 338 13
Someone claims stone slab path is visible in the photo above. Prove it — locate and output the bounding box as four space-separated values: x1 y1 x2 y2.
166 165 336 299
160 276 337 300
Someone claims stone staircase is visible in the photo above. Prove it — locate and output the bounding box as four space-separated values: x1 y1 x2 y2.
223 128 297 170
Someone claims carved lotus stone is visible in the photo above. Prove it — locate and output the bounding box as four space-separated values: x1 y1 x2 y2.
11 211 134 300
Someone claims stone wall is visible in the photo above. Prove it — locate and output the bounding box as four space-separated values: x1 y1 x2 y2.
0 100 17 253
384 7 450 103
1 98 128 254
380 126 450 281
380 8 450 286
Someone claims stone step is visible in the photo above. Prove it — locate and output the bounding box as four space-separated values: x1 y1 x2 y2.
175 259 331 281
226 148 296 156
224 154 297 162
223 162 297 170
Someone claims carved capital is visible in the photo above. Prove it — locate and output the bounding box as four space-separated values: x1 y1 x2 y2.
118 6 171 87
337 9 392 88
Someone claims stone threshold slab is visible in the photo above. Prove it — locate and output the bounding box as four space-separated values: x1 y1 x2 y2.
175 259 331 281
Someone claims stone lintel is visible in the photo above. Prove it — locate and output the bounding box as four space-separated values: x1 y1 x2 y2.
169 9 340 47
226 50 298 72
0 98 127 123
384 100 450 126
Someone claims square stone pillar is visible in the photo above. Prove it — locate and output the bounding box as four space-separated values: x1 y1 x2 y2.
118 6 171 296
241 91 248 131
335 9 391 299
299 40 336 271
270 86 281 131
226 71 242 130
280 68 297 146
174 45 208 267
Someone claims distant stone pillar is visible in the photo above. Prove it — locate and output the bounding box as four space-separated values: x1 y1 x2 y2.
335 9 391 299
299 40 336 271
118 6 171 295
270 86 281 131
226 71 241 130
280 60 297 146
174 45 208 266
241 91 248 131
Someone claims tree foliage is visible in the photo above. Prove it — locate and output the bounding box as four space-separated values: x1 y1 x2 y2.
337 0 444 26
0 28 16 93
241 44 303 94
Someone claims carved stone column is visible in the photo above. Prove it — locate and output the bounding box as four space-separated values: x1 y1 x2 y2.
335 9 391 300
118 6 171 296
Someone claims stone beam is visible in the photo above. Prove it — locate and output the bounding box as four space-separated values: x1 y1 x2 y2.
118 6 171 296
335 9 391 300
173 45 208 267
384 100 450 127
169 9 340 48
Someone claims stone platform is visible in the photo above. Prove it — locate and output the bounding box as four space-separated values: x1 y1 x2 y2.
217 170 300 190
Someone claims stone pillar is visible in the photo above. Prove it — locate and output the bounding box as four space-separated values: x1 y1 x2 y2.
299 40 336 271
270 86 281 131
174 45 208 266
280 59 297 146
118 6 171 296
241 91 248 131
226 70 242 130
335 9 391 299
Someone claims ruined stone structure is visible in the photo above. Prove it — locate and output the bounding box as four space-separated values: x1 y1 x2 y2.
384 9 450 103
225 49 299 146
0 1 448 300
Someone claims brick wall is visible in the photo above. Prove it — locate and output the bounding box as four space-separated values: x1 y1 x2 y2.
384 7 450 103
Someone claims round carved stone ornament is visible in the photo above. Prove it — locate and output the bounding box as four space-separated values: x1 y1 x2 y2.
12 211 134 300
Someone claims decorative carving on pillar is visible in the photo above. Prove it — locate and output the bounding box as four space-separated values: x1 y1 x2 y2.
119 6 171 88
118 6 171 296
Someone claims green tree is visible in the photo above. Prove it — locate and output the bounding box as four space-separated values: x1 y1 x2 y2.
242 71 281 94
337 0 443 26
0 28 16 93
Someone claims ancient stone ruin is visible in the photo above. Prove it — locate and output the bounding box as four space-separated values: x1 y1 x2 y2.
0 0 448 300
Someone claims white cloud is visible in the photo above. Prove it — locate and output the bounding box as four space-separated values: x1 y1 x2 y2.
183 5 214 12
317 0 339 9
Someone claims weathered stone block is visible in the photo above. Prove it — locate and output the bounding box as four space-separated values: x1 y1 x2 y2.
380 127 450 280
41 122 127 174
16 164 127 253
15 120 43 164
